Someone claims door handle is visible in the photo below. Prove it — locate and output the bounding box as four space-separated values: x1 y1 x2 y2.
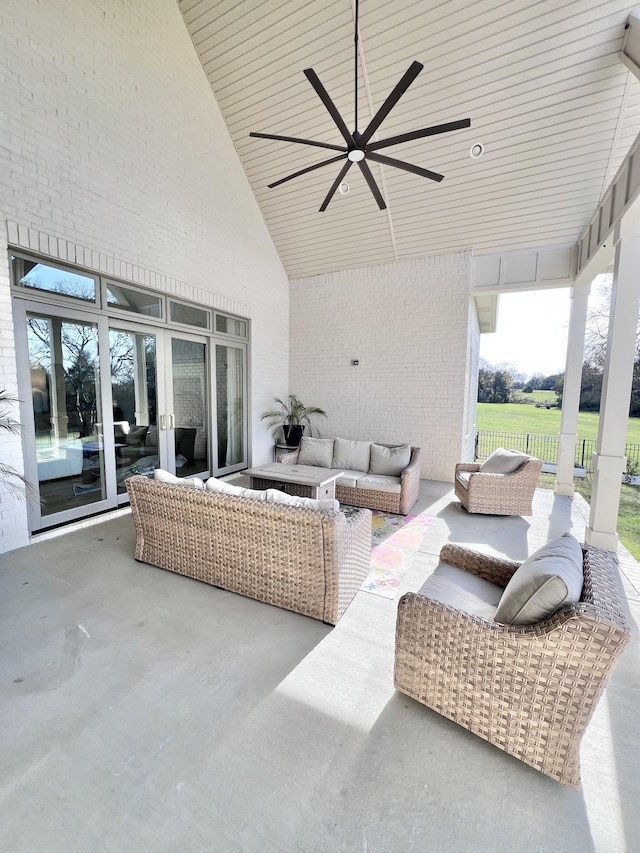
169 414 175 430
160 414 167 430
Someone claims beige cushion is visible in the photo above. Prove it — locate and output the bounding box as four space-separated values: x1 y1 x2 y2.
369 443 410 476
154 469 204 489
356 474 402 494
265 488 339 512
332 437 372 472
418 562 503 621
479 448 529 474
494 533 583 625
297 437 334 468
205 477 266 500
456 470 472 485
334 470 367 488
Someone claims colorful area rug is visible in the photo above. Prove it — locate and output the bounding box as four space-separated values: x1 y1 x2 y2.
359 510 433 599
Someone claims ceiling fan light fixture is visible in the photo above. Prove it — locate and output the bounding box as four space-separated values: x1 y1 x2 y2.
347 149 365 162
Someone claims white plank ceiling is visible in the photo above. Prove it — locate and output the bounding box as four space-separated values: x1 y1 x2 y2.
178 0 640 279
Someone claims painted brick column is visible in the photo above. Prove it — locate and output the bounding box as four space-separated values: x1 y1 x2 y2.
586 211 640 551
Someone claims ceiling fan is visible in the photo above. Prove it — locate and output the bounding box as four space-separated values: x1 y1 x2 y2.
249 0 471 212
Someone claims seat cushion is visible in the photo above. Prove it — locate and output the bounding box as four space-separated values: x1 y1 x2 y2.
356 474 402 494
154 469 204 489
479 448 529 474
297 437 334 468
455 470 472 485
369 443 411 476
494 532 583 625
265 488 339 512
205 477 266 500
418 562 503 621
332 437 372 472
334 470 367 488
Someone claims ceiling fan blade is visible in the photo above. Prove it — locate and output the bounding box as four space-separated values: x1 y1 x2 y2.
367 118 471 151
359 61 424 146
303 68 355 147
357 160 387 210
366 152 444 182
319 160 353 212
267 154 347 189
250 131 347 153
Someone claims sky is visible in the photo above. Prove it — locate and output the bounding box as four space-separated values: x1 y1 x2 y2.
479 288 572 378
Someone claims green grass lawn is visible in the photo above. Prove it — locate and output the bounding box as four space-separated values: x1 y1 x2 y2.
477 403 640 445
478 404 640 558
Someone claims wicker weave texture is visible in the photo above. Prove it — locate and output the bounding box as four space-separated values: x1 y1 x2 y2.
126 476 372 624
394 544 630 788
279 444 421 515
454 457 543 515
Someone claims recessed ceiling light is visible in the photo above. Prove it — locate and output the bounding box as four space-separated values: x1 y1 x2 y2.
339 182 350 195
470 143 484 159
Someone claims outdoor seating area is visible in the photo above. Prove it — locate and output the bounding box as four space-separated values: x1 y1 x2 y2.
2 478 638 851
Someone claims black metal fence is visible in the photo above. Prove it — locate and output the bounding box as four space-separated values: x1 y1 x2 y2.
475 430 640 474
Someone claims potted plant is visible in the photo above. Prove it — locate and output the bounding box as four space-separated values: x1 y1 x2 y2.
260 394 327 447
0 389 35 501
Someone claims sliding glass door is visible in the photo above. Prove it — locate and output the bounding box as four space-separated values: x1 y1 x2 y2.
215 342 247 474
16 301 115 529
13 271 247 535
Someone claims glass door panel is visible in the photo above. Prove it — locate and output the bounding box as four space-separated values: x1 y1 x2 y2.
215 343 246 473
109 328 158 495
26 311 106 516
169 336 209 478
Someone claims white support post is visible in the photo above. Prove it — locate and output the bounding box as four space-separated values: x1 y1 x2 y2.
555 283 591 496
585 212 640 551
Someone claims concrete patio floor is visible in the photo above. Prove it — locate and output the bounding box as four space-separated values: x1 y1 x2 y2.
0 481 638 852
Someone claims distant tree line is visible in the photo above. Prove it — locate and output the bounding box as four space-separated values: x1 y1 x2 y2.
478 278 640 417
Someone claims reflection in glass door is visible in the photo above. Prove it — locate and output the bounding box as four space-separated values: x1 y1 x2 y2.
168 336 209 478
215 343 246 473
109 328 158 496
26 311 106 517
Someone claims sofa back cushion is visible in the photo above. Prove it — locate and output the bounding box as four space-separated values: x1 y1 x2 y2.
297 437 334 468
479 447 529 474
332 437 372 472
205 477 266 500
265 488 339 512
154 468 204 489
369 443 411 476
494 532 583 625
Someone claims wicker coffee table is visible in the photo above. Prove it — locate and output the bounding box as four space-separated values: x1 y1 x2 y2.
245 463 343 500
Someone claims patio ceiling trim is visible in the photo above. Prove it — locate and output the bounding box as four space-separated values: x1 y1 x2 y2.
576 11 640 280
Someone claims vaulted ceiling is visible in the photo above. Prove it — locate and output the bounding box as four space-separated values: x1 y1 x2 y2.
178 0 640 279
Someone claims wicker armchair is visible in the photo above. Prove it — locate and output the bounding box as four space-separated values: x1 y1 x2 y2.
394 543 631 788
454 456 543 515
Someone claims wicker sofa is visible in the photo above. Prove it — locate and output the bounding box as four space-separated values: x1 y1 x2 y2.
394 540 630 788
126 474 372 625
279 437 421 514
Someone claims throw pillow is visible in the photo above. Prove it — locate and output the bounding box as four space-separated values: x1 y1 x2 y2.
479 447 529 474
205 478 266 500
154 469 204 489
125 425 149 447
369 443 411 476
297 437 334 468
265 488 339 512
493 532 583 625
331 437 372 472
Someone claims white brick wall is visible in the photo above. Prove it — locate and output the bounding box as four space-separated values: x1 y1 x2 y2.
0 0 289 551
289 253 476 482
